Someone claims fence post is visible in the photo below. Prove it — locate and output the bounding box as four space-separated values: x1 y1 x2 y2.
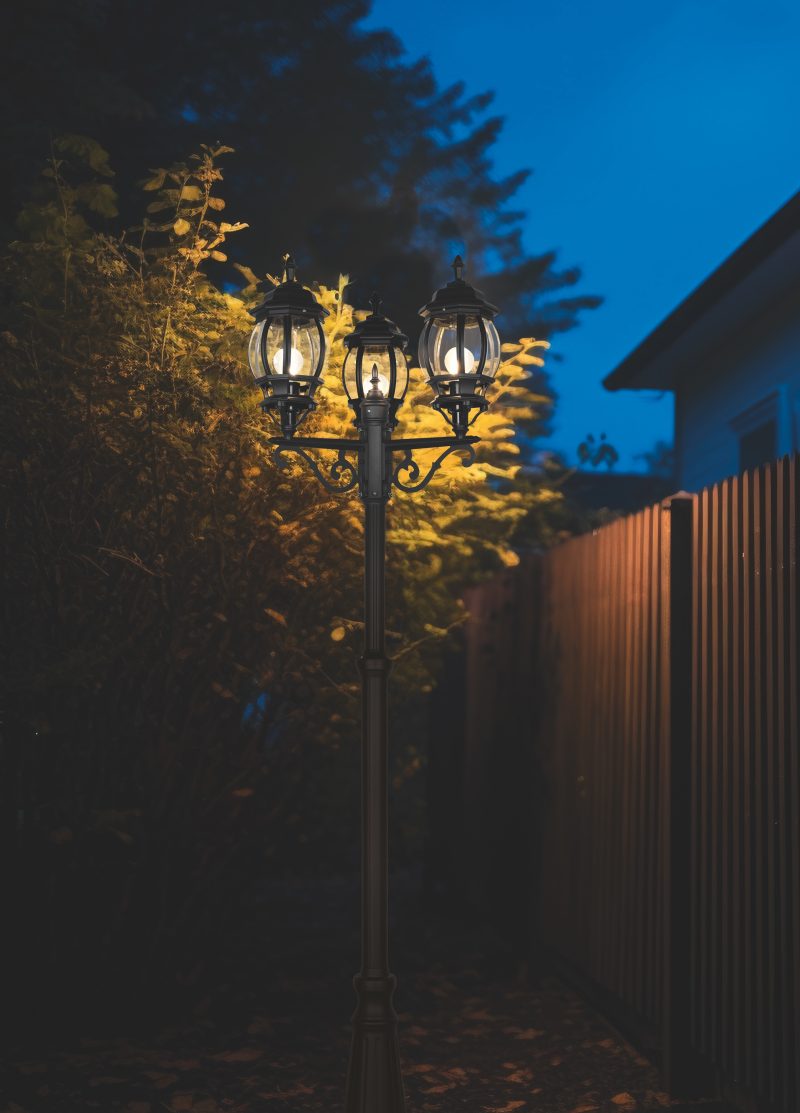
661 493 711 1097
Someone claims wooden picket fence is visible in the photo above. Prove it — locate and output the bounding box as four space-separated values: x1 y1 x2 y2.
430 455 799 1112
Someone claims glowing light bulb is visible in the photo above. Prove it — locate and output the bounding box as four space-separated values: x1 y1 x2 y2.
273 347 305 376
444 346 475 375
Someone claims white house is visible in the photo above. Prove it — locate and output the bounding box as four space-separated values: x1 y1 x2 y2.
604 191 800 492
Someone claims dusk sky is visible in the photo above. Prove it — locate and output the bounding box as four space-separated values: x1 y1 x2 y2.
363 0 800 470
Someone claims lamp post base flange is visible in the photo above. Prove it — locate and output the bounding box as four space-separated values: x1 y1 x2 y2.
345 974 405 1113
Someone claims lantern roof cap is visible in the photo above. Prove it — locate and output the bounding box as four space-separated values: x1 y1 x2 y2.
419 255 499 319
252 254 329 321
344 292 408 350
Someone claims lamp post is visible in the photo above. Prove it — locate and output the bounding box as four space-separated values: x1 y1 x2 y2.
249 254 502 1113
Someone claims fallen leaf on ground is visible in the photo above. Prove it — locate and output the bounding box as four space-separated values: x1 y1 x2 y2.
643 1093 670 1108
143 1071 178 1088
484 1102 526 1112
257 1085 314 1100
571 1105 599 1112
505 1068 533 1083
211 1047 263 1063
611 1094 637 1109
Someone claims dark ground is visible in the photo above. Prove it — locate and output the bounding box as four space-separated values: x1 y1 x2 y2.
1 873 729 1113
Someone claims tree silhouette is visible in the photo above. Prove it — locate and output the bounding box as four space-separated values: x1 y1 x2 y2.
1 0 599 353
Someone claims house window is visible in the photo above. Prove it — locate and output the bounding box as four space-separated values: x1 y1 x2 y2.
739 418 777 472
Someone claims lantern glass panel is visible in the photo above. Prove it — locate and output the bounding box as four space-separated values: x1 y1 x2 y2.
344 346 404 401
394 352 409 400
248 320 266 379
343 349 359 402
420 315 502 382
482 319 501 379
264 318 321 378
438 317 481 377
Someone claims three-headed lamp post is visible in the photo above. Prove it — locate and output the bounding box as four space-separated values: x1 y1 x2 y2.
248 254 502 1112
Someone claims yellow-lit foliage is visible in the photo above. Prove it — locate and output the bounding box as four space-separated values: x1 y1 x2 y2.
1 138 564 949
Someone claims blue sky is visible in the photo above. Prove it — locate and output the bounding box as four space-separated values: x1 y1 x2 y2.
362 0 800 470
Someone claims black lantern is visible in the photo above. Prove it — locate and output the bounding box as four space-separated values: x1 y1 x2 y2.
342 294 409 428
418 255 501 437
248 254 328 437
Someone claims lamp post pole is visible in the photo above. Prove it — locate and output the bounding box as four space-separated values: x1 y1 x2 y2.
272 418 477 1113
345 388 404 1111
249 256 502 1113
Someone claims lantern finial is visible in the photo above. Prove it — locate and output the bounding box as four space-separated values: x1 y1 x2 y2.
282 253 297 283
368 291 383 317
367 363 383 397
452 255 465 282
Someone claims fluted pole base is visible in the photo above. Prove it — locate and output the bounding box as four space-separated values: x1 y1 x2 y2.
345 974 405 1113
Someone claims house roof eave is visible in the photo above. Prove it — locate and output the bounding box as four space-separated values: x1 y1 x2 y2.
603 190 800 393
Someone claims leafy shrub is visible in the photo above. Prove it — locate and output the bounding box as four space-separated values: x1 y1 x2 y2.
0 138 558 1021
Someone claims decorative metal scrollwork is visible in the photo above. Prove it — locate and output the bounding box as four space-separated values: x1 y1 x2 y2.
392 442 476 493
274 443 360 494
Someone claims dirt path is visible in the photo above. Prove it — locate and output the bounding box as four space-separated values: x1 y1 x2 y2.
1 876 727 1113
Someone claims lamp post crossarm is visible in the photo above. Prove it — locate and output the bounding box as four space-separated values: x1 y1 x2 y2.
387 434 478 452
270 433 479 497
270 436 363 450
391 439 477 493
272 439 360 494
